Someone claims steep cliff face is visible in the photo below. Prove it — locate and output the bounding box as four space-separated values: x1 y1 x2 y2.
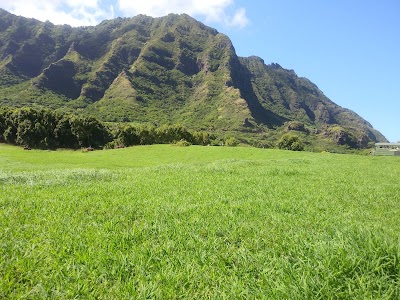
0 9 387 147
236 56 386 143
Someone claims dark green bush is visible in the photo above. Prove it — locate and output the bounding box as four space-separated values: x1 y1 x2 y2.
278 134 304 151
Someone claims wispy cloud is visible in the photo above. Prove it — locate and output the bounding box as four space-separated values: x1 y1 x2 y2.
0 0 248 28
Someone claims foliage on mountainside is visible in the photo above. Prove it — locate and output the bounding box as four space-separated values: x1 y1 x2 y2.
0 8 387 150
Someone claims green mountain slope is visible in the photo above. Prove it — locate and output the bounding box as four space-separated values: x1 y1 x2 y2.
0 9 387 149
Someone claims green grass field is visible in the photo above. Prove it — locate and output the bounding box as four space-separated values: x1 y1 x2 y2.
1 143 399 299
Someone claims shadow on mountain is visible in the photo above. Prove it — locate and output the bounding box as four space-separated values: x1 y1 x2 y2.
231 56 287 127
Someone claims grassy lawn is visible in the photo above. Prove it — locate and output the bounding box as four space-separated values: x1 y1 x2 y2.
1 144 399 299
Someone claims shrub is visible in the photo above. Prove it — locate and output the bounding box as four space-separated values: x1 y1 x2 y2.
225 137 239 147
278 134 304 151
174 139 191 147
254 141 274 149
104 140 117 149
210 139 223 146
192 131 214 146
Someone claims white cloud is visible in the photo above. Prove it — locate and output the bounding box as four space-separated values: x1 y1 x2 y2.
0 0 114 26
227 7 248 28
0 0 248 28
117 0 249 28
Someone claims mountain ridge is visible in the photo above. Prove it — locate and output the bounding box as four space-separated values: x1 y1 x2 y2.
0 9 387 149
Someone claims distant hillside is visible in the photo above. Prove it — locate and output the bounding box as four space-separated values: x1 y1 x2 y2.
0 8 387 150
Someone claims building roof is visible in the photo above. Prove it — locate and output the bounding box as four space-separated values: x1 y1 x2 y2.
375 143 400 146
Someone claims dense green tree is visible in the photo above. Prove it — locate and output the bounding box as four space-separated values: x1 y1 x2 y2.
70 116 111 148
2 108 17 144
114 125 141 147
0 106 111 149
54 116 79 148
13 108 57 148
0 107 13 143
192 131 213 145
1 105 218 149
136 125 157 145
16 119 35 147
156 124 192 144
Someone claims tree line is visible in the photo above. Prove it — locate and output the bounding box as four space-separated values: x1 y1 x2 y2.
0 106 215 149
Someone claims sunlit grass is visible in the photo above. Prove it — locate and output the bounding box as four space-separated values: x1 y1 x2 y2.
1 144 399 298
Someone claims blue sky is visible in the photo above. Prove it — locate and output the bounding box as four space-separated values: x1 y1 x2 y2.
1 0 399 142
